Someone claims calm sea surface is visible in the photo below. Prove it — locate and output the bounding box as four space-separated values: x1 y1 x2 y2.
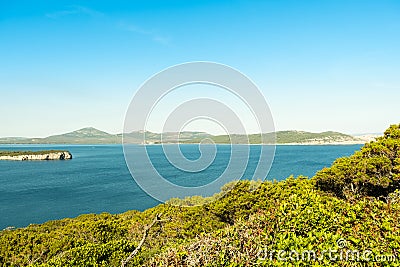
0 144 361 229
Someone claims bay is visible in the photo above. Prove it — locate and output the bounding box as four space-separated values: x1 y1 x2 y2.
0 144 361 229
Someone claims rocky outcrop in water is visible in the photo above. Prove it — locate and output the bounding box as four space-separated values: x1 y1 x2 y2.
0 151 72 161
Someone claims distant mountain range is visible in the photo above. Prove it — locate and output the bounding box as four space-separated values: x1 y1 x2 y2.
0 127 376 145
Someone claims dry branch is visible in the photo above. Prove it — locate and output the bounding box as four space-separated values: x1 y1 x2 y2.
121 213 166 267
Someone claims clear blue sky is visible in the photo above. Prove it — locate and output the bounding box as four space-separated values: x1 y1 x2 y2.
1 0 399 137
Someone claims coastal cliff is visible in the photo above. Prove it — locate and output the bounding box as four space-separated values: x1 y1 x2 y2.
0 151 72 161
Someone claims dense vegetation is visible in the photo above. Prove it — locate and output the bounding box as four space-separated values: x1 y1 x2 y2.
1 124 399 266
151 178 400 266
315 124 400 200
0 150 67 157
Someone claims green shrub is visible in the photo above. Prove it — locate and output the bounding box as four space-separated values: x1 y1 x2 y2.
148 178 400 266
314 124 400 200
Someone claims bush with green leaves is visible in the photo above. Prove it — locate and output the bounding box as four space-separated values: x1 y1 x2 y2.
149 178 400 266
0 204 225 266
314 124 400 200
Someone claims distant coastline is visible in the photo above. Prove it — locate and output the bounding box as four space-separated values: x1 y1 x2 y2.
0 127 380 145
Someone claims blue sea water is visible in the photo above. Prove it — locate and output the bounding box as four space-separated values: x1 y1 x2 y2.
0 144 361 229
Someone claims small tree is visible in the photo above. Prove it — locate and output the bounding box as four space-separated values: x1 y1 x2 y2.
314 124 400 200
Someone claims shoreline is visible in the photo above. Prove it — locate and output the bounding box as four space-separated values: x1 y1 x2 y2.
0 142 368 146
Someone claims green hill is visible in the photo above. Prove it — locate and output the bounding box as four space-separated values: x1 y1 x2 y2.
0 127 120 144
0 128 212 144
184 130 359 144
38 127 120 144
1 124 399 266
275 130 356 143
0 128 362 144
122 131 212 144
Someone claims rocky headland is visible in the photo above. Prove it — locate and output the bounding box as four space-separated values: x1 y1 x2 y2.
0 150 72 161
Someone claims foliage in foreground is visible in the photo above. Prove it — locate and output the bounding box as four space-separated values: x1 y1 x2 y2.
314 124 400 200
151 178 400 266
0 204 224 266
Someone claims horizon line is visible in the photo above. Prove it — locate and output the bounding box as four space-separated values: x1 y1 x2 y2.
0 126 384 139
